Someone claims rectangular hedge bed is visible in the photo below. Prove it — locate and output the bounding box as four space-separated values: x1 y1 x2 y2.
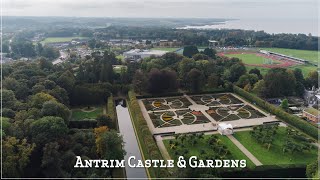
149 111 182 128
142 97 192 111
71 107 103 120
190 93 244 106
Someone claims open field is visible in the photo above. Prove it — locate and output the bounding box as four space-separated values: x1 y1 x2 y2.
151 47 180 52
220 51 317 76
71 107 103 120
113 65 127 73
163 134 255 168
225 53 278 65
289 64 318 76
219 51 298 68
41 36 88 43
246 64 317 77
261 48 319 64
116 55 125 61
233 127 317 165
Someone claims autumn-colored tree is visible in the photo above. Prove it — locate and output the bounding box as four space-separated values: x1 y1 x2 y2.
3 137 36 178
94 126 109 156
244 83 252 92
30 92 57 109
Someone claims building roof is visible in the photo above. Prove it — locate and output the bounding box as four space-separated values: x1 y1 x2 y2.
218 123 233 130
304 108 320 116
289 107 299 111
124 49 168 56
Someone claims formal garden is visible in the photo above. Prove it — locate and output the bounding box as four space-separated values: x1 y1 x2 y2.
141 93 269 129
190 93 243 106
149 109 210 128
233 125 317 165
142 97 192 111
163 133 255 168
206 105 266 121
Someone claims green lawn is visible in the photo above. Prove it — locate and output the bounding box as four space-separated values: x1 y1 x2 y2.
113 65 127 74
71 107 103 120
163 134 255 168
262 48 319 64
288 64 317 76
116 55 124 60
245 64 317 77
233 127 317 165
151 47 180 52
225 53 276 65
41 37 88 44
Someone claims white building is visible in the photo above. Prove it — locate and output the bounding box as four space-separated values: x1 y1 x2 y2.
123 49 168 61
305 86 320 106
217 123 233 135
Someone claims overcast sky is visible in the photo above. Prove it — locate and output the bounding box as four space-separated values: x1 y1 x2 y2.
3 0 318 19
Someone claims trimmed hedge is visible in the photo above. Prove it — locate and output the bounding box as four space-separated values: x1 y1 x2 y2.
186 88 227 95
128 90 169 178
136 92 183 99
107 95 117 129
69 119 97 129
233 86 319 139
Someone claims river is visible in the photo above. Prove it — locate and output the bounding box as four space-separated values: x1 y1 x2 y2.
116 100 148 179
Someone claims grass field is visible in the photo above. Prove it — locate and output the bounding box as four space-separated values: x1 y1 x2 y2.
233 127 317 165
246 64 317 77
116 55 124 60
262 48 319 64
41 37 88 44
151 47 180 52
71 107 103 120
288 64 317 76
163 135 255 168
225 53 276 65
113 65 127 74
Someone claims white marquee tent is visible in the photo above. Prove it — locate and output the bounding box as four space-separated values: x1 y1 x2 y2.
217 123 233 135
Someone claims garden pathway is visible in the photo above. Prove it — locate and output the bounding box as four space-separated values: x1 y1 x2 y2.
155 135 171 160
227 135 263 166
138 93 279 135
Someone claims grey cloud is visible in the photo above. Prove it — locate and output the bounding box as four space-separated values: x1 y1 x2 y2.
3 0 318 19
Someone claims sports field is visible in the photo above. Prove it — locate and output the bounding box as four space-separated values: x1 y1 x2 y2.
262 48 319 64
220 51 317 76
224 53 278 65
41 37 88 44
220 51 296 68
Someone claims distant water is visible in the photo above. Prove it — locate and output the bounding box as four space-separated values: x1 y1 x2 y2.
179 18 318 36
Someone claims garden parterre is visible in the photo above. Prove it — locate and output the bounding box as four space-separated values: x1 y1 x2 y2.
141 93 268 129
